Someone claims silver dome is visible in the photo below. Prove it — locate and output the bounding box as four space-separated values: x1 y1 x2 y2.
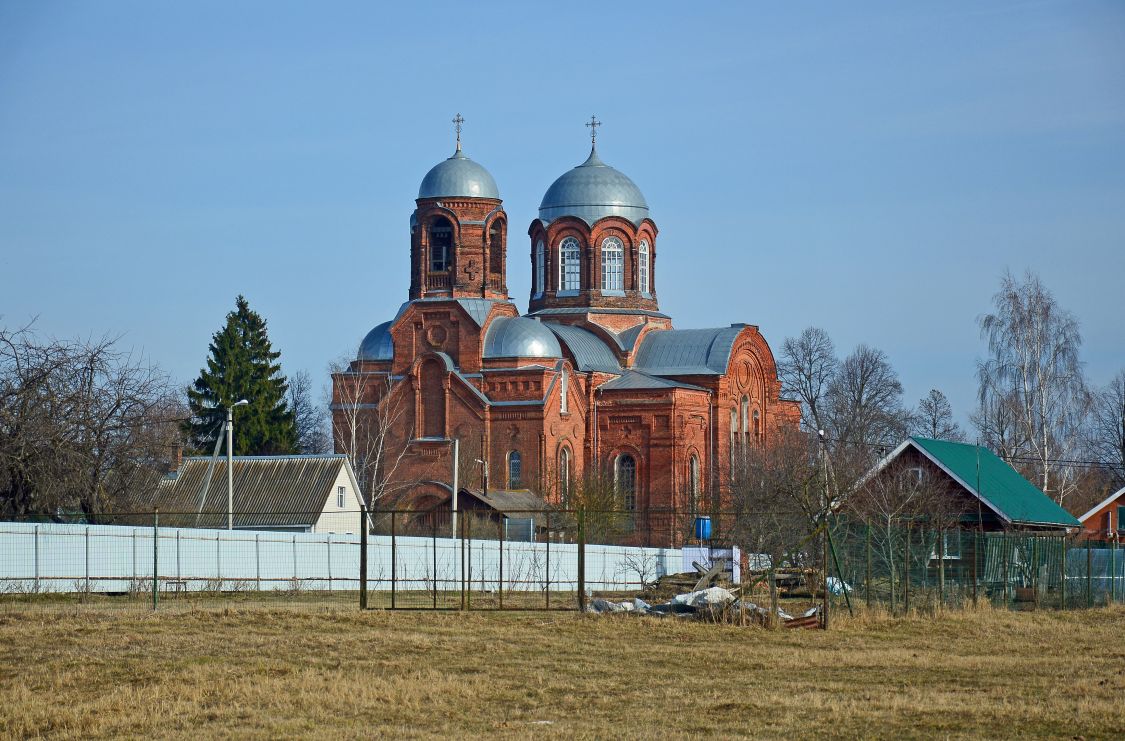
358 321 394 361
482 317 562 359
418 149 500 200
538 147 649 225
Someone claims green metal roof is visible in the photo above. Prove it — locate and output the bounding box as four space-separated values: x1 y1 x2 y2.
910 437 1080 528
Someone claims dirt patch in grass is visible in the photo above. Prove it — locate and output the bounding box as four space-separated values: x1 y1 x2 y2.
1 605 1123 739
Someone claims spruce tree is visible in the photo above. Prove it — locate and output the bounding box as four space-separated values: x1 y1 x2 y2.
186 295 298 455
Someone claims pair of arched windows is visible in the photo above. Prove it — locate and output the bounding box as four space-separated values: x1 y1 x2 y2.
545 237 650 294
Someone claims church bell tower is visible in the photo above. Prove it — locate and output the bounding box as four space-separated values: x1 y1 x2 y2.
410 115 508 301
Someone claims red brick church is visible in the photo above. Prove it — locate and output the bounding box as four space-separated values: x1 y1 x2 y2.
332 118 799 523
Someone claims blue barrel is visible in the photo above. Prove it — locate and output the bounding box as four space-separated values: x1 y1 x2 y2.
693 516 712 541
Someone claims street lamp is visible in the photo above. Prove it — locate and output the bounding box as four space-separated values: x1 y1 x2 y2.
226 399 249 530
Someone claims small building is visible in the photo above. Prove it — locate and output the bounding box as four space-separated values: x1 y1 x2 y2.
140 454 365 533
1077 486 1125 539
857 437 1081 532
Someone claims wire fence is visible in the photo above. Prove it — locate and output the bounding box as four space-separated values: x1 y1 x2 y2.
0 508 1119 618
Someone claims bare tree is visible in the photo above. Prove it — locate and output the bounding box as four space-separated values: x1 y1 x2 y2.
288 370 330 454
913 389 964 441
977 270 1090 503
0 323 182 518
824 344 910 454
779 327 838 433
1088 369 1125 487
329 357 415 508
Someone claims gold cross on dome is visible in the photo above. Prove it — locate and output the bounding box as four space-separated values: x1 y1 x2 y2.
585 115 601 145
452 113 464 149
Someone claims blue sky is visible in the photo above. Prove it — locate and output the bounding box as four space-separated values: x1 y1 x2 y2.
1 1 1123 425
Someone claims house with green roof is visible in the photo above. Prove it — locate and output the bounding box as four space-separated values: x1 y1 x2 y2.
858 437 1080 531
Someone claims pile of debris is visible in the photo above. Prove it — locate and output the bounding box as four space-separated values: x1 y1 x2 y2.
587 586 820 629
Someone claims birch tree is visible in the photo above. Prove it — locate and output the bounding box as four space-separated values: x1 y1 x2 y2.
977 270 1090 503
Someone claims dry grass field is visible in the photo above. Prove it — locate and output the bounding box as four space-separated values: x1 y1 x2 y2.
2 604 1124 739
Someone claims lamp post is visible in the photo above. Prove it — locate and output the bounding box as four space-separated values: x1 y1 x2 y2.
226 399 249 530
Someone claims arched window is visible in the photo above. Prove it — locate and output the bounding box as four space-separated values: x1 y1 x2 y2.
729 409 737 465
753 409 761 441
689 455 700 514
601 237 624 291
508 451 522 488
560 367 569 414
429 218 452 272
741 396 750 441
558 447 571 507
559 237 581 291
616 454 637 511
638 240 650 294
534 240 545 297
489 221 504 278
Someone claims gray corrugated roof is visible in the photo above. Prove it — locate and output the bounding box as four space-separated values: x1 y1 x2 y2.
139 455 352 529
543 323 622 373
632 327 744 376
599 370 707 392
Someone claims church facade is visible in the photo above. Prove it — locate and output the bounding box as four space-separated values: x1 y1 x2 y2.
331 122 799 531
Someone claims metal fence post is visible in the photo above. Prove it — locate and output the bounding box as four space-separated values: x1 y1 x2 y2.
460 511 466 611
904 526 911 615
865 524 872 609
390 513 397 610
359 506 368 610
1112 539 1118 604
577 509 586 612
498 517 505 610
1087 539 1093 608
152 509 159 611
327 533 333 591
255 533 260 591
431 513 437 609
938 528 945 609
85 526 90 595
972 531 979 606
1060 537 1067 609
1002 535 1010 607
545 519 551 611
34 524 40 593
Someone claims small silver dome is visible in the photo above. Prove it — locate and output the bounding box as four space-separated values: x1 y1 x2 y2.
483 317 562 359
358 321 394 361
539 147 649 225
418 149 500 200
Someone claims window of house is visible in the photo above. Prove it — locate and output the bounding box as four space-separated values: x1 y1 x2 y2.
337 485 346 508
429 218 452 272
689 455 700 514
508 451 522 488
601 237 624 291
1117 505 1125 532
559 447 571 507
489 221 504 278
560 367 569 414
559 237 581 291
534 240 545 297
616 454 637 511
638 240 650 294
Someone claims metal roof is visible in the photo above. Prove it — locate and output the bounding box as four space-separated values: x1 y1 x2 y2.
599 370 706 392
616 324 647 352
459 488 549 516
357 320 394 361
909 437 1081 528
543 323 622 373
482 317 562 359
632 327 743 376
538 147 649 226
418 149 500 200
140 455 355 529
394 298 501 327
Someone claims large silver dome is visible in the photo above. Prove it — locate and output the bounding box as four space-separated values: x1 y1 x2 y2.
357 321 394 361
418 149 500 200
482 317 562 359
539 147 649 225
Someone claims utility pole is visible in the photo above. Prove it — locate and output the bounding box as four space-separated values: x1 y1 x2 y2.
226 399 249 530
819 429 829 630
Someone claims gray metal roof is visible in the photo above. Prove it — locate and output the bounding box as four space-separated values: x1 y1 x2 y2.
482 317 562 359
543 323 623 373
418 149 500 200
527 307 670 319
617 324 647 352
459 488 549 516
393 298 502 327
599 370 706 392
632 327 744 376
538 147 649 226
357 320 394 361
142 455 354 529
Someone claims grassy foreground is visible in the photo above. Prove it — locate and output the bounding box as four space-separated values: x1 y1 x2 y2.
2 605 1124 739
